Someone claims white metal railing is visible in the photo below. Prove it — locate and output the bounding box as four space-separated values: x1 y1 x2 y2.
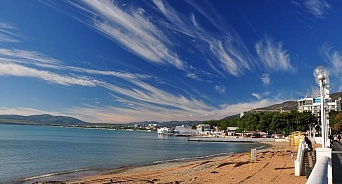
306 156 329 184
295 139 306 176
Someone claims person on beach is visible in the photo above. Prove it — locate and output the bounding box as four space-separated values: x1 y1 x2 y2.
304 135 313 151
329 134 334 148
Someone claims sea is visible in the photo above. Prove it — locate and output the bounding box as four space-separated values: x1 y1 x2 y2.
0 124 264 184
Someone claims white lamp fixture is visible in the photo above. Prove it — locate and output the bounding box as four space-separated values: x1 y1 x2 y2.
313 66 329 148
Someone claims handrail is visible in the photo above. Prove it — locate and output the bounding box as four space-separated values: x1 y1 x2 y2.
306 156 329 184
295 139 306 176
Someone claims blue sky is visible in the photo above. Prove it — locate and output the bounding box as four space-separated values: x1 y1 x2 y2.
0 0 341 123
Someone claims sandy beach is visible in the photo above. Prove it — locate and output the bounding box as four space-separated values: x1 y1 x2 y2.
48 141 311 184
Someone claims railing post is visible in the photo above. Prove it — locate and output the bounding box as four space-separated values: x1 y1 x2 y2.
316 148 332 184
295 139 305 176
306 156 329 184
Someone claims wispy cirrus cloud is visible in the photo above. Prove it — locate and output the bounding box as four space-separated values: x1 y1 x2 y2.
0 22 21 43
0 107 60 116
292 0 330 19
320 43 342 91
215 85 226 94
0 47 153 87
206 38 252 77
251 93 262 100
152 0 253 77
0 62 97 86
67 0 185 70
251 91 271 100
45 0 255 79
0 48 62 68
304 0 330 19
71 79 221 123
256 36 294 72
261 73 271 86
0 48 97 86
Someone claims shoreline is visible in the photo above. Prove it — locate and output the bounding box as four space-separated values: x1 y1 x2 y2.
23 143 268 184
30 141 308 184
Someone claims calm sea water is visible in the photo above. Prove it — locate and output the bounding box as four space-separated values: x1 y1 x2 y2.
0 124 263 183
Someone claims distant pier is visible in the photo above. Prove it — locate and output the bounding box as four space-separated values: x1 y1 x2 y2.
187 137 276 142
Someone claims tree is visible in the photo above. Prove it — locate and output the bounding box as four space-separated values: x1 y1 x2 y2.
333 111 342 132
329 110 339 132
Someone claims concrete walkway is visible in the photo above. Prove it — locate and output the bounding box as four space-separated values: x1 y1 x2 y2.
332 141 342 184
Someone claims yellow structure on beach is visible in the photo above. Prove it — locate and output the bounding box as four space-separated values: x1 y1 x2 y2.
289 131 305 148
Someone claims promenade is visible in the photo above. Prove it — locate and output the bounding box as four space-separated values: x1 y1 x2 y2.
333 141 342 183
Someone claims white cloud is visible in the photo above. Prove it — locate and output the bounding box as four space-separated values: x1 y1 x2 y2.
46 0 256 79
0 107 60 116
251 91 271 100
304 0 330 19
251 93 262 100
0 48 62 68
0 48 152 88
0 22 15 29
0 22 20 43
263 91 271 96
261 73 271 86
320 43 342 91
321 43 342 76
152 0 195 37
66 66 152 80
256 36 294 72
0 62 97 86
68 0 185 70
208 39 243 76
189 14 253 77
0 48 99 86
186 72 200 80
215 85 226 94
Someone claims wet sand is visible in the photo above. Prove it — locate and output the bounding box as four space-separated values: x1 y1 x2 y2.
46 141 310 184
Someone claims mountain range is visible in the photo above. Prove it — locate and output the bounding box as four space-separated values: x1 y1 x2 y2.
0 114 88 126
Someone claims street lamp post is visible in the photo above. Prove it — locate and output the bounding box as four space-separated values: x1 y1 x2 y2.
313 66 329 148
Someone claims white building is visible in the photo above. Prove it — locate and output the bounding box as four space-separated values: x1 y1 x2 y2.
196 124 211 134
297 95 341 116
227 127 239 136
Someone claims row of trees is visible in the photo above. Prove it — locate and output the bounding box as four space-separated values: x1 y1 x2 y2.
201 110 342 136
